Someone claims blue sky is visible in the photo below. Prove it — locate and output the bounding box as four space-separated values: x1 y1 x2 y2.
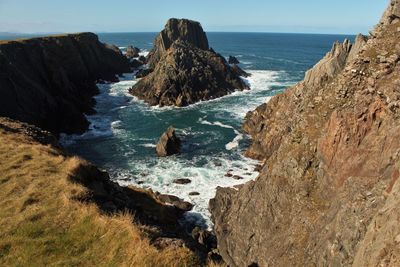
0 0 389 34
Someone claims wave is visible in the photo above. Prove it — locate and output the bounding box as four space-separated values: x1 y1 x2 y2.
114 153 260 228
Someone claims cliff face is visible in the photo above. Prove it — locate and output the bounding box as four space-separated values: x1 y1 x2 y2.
130 18 248 107
0 33 130 135
210 1 400 266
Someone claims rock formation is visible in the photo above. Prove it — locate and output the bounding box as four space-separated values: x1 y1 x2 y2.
228 55 240 64
129 18 249 107
126 45 140 58
0 33 130 135
146 18 210 69
210 1 400 266
156 126 181 156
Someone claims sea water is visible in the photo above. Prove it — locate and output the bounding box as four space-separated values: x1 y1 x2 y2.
50 32 353 227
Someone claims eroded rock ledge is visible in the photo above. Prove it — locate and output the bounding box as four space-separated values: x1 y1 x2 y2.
210 1 400 266
0 33 130 135
129 18 249 107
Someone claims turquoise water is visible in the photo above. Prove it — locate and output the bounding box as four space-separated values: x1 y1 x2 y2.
53 32 354 226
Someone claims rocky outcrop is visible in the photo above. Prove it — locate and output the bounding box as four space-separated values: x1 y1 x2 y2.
228 56 240 64
130 18 249 107
210 1 400 266
126 46 140 58
156 126 181 156
0 33 130 135
303 35 367 88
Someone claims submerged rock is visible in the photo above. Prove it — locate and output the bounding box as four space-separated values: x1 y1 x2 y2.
156 126 181 156
173 178 191 184
130 18 249 107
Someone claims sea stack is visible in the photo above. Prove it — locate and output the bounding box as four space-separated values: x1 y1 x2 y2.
129 18 249 107
156 126 181 156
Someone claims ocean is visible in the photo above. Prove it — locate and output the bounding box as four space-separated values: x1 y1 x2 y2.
1 32 354 227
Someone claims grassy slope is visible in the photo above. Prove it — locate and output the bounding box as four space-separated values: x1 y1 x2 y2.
0 119 197 267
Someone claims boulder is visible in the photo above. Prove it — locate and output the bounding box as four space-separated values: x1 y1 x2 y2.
156 126 181 156
130 18 249 107
173 178 191 184
228 55 240 64
158 194 193 212
126 46 140 58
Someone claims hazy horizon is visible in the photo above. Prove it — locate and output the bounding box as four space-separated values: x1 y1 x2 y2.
0 0 389 35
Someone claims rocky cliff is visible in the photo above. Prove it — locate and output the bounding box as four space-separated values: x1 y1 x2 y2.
0 33 130 135
130 18 249 107
210 1 400 266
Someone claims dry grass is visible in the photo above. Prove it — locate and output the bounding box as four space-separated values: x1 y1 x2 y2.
0 121 198 266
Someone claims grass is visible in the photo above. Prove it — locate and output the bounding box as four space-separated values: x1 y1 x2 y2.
0 119 198 267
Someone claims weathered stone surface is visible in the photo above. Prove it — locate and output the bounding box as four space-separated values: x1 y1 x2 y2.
130 18 249 107
303 35 367 88
210 2 400 266
0 33 130 135
156 126 181 156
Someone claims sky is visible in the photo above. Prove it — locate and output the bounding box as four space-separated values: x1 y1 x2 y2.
0 0 389 34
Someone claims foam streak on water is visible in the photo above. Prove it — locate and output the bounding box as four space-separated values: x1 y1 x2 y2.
61 69 288 227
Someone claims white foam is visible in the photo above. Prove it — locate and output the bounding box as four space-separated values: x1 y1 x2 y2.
141 143 156 148
225 131 243 150
60 73 136 145
139 50 149 57
116 153 260 228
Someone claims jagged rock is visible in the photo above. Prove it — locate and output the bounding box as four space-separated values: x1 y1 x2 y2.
303 36 367 88
129 18 249 107
147 18 209 68
191 227 217 249
210 2 400 266
228 55 240 64
0 33 130 135
126 46 140 58
231 63 251 77
156 126 181 156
